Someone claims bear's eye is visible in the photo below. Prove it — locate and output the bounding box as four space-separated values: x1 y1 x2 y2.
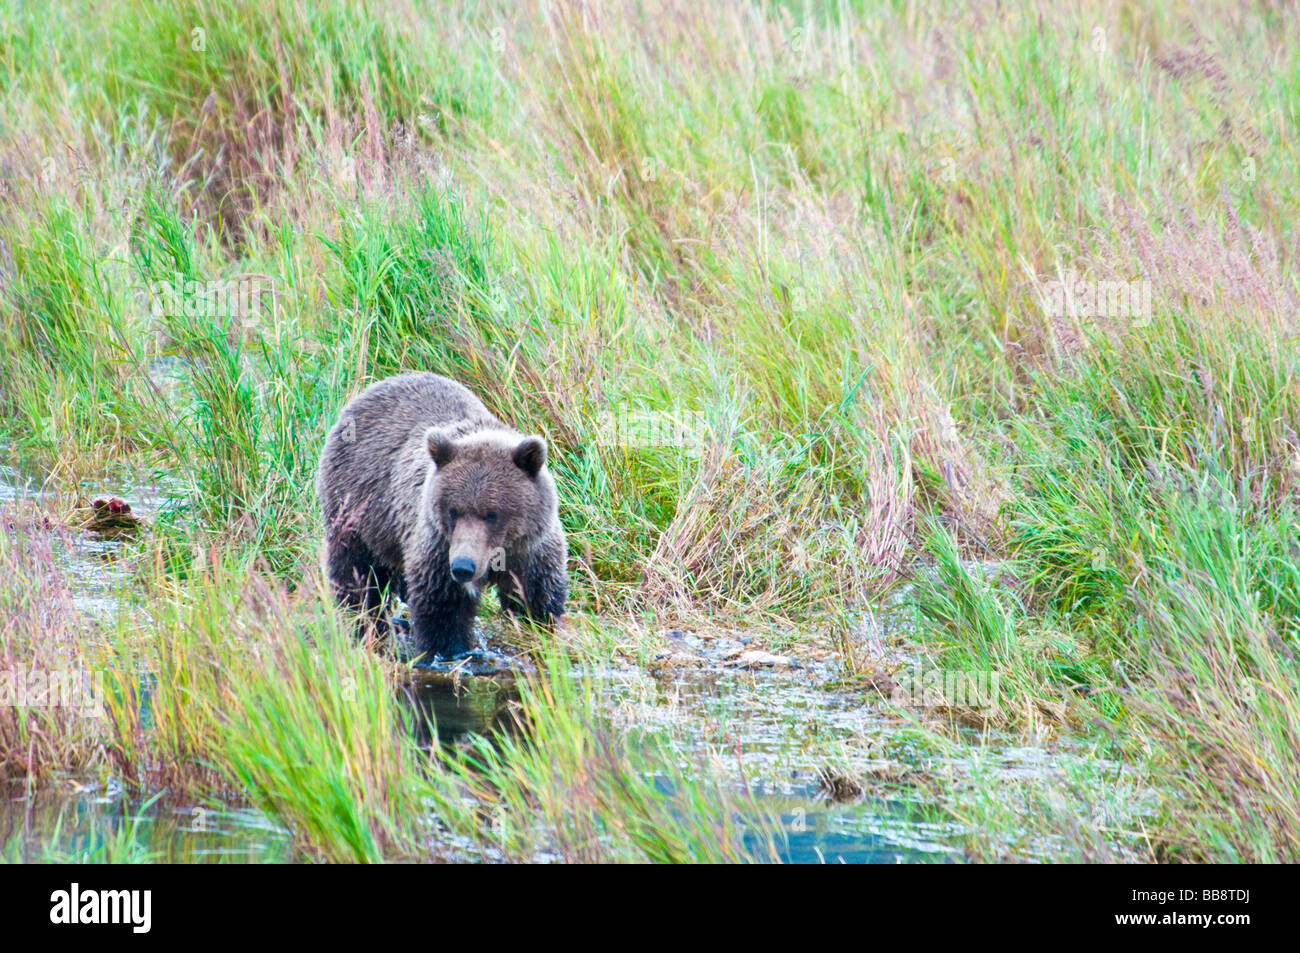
484 511 499 526
447 507 459 523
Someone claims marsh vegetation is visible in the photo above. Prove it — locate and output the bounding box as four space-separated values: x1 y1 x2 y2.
1 0 1297 862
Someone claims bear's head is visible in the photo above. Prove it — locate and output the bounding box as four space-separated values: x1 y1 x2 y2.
424 427 557 586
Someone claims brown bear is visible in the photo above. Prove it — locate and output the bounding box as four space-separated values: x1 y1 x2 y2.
316 372 567 659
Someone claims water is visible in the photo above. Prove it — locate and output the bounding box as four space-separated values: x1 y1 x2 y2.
0 450 173 617
2 670 967 864
394 656 968 862
745 786 961 863
0 451 1140 863
1 780 293 863
600 663 970 862
402 667 520 747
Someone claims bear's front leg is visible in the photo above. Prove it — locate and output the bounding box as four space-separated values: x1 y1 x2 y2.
509 532 568 626
407 562 481 660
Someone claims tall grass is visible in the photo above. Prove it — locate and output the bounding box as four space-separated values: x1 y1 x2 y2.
86 556 777 862
1 0 1298 861
0 504 110 779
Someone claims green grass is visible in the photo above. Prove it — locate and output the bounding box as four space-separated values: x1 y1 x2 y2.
1 0 1298 862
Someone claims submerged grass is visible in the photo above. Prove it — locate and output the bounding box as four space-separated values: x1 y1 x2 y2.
2 0 1299 861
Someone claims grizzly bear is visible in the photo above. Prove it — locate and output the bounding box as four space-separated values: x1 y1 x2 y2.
317 372 567 659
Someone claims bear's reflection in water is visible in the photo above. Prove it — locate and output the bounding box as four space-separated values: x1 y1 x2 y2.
399 670 521 747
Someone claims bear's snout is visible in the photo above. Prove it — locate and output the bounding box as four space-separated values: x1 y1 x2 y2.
450 556 476 583
447 517 491 584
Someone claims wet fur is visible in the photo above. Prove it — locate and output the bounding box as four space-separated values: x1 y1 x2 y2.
317 373 567 658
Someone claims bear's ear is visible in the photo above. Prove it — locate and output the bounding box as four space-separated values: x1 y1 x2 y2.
426 428 457 469
513 435 547 478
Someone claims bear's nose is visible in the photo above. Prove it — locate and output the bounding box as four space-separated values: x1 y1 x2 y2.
450 556 476 583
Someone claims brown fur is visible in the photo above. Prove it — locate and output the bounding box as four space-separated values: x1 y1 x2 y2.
317 373 567 658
